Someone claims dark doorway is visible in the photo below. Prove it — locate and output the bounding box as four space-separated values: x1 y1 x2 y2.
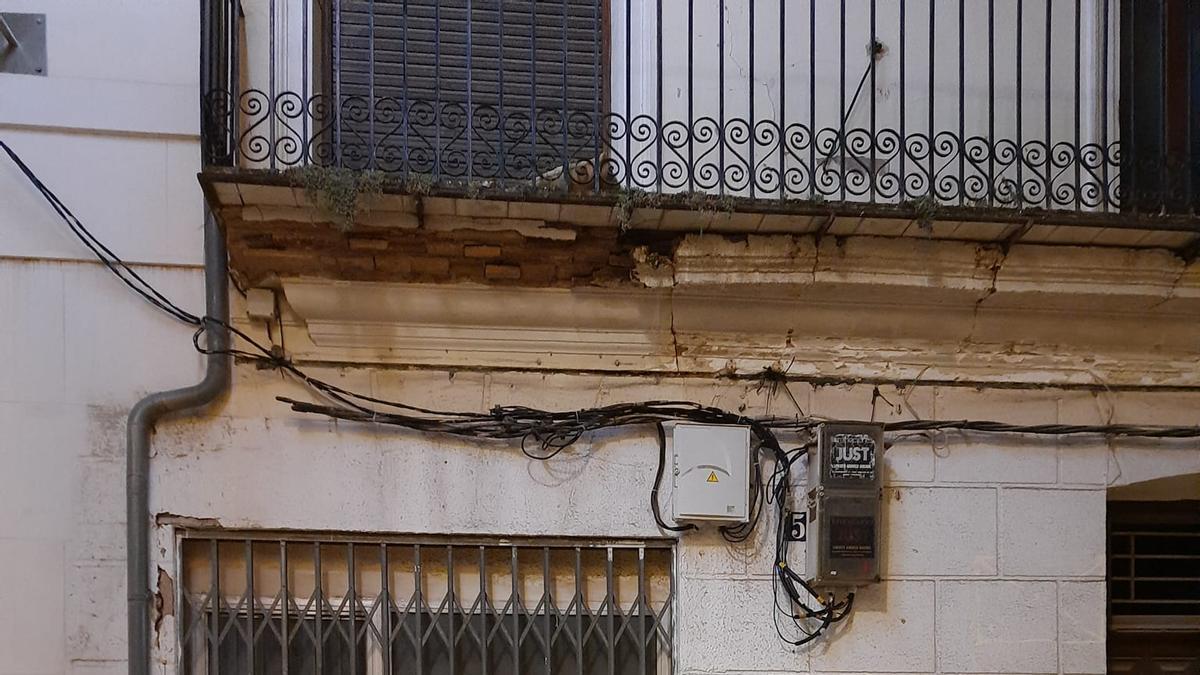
1120 0 1200 214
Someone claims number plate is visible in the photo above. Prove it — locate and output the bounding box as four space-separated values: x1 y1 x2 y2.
787 511 808 542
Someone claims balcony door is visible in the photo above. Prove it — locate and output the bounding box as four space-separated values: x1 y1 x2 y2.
328 0 607 185
1121 0 1200 213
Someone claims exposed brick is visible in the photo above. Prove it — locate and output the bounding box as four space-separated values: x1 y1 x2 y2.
235 249 327 281
439 227 528 244
519 263 557 284
521 248 575 264
333 255 376 278
242 233 284 250
226 207 648 288
580 229 620 244
608 253 634 267
373 256 413 277
597 266 631 283
485 264 522 280
463 245 503 259
449 259 486 281
347 237 389 251
561 262 596 279
425 240 464 257
411 257 451 278
387 238 427 256
571 248 615 266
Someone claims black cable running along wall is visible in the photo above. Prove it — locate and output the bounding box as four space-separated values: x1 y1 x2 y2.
332 0 605 176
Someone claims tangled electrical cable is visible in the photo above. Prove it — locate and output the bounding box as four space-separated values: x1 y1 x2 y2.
768 442 855 645
7 138 1200 648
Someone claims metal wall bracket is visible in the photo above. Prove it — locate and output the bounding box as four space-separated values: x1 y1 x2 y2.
0 13 46 76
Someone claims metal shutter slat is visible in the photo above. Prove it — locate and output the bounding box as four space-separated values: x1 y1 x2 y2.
334 0 603 175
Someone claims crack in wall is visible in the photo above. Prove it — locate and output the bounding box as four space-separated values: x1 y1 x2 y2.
1147 259 1192 311
965 244 1007 345
666 260 682 371
810 235 822 284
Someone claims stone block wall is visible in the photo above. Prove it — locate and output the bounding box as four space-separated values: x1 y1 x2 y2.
142 369 1200 675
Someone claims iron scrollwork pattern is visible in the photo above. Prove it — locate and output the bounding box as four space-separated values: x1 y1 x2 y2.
204 89 1134 212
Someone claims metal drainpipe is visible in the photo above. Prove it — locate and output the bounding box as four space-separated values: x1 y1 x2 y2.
126 211 230 674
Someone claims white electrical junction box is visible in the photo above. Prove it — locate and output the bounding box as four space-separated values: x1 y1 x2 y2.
670 423 751 523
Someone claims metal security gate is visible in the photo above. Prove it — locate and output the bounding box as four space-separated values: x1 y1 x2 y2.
179 532 674 675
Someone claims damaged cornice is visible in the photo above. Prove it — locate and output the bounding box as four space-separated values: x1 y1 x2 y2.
270 231 1200 387
639 234 1200 312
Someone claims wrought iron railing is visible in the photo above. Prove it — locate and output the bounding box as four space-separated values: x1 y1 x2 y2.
201 0 1200 216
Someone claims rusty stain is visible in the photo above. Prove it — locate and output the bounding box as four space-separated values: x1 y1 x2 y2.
153 567 175 646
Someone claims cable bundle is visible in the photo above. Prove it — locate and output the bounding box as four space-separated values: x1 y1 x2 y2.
7 138 1200 649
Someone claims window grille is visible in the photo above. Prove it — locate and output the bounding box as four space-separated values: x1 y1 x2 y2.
1107 500 1200 672
1109 506 1200 621
179 532 674 675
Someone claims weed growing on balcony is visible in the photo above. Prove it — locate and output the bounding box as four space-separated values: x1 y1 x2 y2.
906 194 941 231
685 192 738 232
287 165 385 230
614 189 663 232
403 173 435 196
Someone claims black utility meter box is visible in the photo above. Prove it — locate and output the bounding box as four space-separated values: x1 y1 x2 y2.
806 423 883 587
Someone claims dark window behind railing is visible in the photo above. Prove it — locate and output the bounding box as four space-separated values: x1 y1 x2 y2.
201 0 1200 216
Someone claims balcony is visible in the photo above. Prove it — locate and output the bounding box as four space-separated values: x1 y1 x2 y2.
200 0 1200 234
194 1 1200 384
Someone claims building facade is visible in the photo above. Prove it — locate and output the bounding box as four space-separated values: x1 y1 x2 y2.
1 2 1198 675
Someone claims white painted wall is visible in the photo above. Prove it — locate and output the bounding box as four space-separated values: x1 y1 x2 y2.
0 3 206 675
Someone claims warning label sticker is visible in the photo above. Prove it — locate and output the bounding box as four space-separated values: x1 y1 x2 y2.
706 471 719 483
